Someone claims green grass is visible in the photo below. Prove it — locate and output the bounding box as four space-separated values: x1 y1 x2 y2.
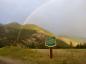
0 47 86 64
0 47 40 60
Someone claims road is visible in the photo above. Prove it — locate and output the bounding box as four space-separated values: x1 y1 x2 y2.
0 57 23 64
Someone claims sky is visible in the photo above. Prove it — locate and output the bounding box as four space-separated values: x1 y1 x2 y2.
0 0 48 24
0 0 86 38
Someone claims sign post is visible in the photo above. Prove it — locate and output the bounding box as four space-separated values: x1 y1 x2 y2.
50 47 53 59
45 37 56 59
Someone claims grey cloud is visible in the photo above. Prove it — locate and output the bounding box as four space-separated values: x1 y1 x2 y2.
27 0 86 38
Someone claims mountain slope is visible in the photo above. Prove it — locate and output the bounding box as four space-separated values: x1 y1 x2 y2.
5 22 21 28
0 22 70 48
22 24 54 36
57 36 86 47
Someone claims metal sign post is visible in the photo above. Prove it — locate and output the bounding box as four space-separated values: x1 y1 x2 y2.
50 47 53 59
45 37 56 59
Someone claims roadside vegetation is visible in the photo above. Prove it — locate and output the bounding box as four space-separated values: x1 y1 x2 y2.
0 47 86 64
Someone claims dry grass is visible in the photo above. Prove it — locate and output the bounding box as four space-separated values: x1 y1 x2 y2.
0 47 86 64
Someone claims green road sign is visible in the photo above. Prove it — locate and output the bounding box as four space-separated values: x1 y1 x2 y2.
45 37 56 47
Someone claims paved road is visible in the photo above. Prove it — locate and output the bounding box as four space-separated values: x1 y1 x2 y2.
0 57 23 64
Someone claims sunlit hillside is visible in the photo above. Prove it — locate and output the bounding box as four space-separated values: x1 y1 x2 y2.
58 37 79 47
22 24 54 36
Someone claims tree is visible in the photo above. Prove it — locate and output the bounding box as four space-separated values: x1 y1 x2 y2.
70 41 73 48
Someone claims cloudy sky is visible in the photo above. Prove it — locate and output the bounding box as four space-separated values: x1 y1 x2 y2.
0 0 86 38
0 0 48 24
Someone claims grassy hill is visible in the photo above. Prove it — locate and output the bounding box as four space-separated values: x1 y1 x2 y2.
0 22 70 48
0 22 86 48
5 22 54 36
57 36 79 47
22 24 54 36
57 35 86 47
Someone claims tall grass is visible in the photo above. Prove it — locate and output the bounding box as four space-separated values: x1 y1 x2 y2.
0 47 85 64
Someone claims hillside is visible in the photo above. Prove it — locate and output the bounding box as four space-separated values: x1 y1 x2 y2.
58 36 78 47
57 36 86 47
0 22 70 48
0 22 86 48
22 24 54 36
5 22 53 36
